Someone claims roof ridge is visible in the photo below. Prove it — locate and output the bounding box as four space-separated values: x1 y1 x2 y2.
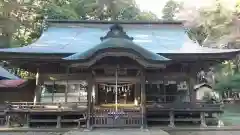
47 19 183 25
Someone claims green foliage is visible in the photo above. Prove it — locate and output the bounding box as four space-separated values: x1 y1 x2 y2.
0 0 46 47
173 0 240 92
214 73 240 91
214 61 240 91
15 68 35 79
187 26 208 45
0 0 159 48
185 1 233 46
135 11 159 21
162 0 181 21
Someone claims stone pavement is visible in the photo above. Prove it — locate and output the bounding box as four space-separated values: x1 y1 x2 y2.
0 127 240 135
0 129 169 135
0 130 240 135
64 129 169 135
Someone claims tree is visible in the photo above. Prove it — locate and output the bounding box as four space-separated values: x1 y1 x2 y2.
0 0 159 48
135 11 158 21
95 0 158 21
177 0 240 93
162 0 181 21
96 0 137 20
0 0 46 47
179 0 234 46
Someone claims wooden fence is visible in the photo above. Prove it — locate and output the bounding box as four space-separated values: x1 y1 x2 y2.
92 107 142 128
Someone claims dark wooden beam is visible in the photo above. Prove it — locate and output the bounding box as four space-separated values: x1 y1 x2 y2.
41 73 89 81
95 76 140 83
160 52 239 61
140 69 147 129
86 72 93 130
91 64 141 70
146 72 188 82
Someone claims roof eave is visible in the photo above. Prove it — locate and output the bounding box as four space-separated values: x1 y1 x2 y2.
0 51 238 62
159 51 240 61
46 19 183 25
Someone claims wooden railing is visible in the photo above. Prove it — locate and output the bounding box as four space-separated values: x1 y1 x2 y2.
4 102 89 128
7 101 87 105
5 102 88 113
92 106 142 128
3 101 224 128
147 94 190 103
146 101 224 112
146 101 223 127
0 105 6 126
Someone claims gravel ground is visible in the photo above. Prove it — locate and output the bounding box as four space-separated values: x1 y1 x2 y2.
0 133 62 135
63 129 169 135
0 129 169 135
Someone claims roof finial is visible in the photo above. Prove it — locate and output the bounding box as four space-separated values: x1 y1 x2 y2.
100 24 133 41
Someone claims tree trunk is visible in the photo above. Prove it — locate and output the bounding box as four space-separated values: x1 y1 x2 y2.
110 0 117 20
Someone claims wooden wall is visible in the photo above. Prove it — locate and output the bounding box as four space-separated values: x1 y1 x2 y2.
0 80 36 103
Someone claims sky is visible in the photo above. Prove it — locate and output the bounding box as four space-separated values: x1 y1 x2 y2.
135 0 237 18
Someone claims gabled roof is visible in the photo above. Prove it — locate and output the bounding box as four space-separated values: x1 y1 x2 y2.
0 66 19 80
194 83 212 91
64 23 169 62
0 20 239 61
64 38 170 61
0 79 25 88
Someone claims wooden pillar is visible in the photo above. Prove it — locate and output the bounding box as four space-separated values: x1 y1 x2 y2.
52 81 55 103
163 80 167 103
140 70 147 129
134 83 139 105
65 67 70 103
34 68 41 105
188 67 197 103
56 115 61 128
168 111 175 128
86 73 93 130
137 83 141 105
23 113 30 128
189 77 196 102
5 103 11 128
5 115 10 128
217 113 224 128
200 112 207 127
95 83 99 105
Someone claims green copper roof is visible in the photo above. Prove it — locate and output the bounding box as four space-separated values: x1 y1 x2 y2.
0 66 20 80
0 20 239 58
64 23 169 62
64 38 170 61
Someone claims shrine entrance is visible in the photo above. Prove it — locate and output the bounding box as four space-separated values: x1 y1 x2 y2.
66 24 167 128
91 57 143 128
93 56 142 106
97 83 135 105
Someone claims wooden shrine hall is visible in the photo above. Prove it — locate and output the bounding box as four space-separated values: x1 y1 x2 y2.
0 20 239 129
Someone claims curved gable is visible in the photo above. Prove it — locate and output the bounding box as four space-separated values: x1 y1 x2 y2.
63 38 169 62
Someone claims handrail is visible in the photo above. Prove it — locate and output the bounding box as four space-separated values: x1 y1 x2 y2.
147 94 189 97
5 101 88 111
7 101 87 104
146 102 223 110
